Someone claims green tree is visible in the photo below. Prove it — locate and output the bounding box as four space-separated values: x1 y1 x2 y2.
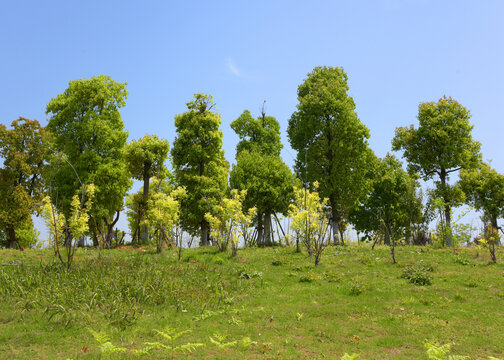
459 162 504 233
230 151 293 245
287 66 373 244
392 96 481 246
230 107 292 245
171 94 228 246
46 75 132 248
349 154 423 261
0 118 49 249
124 135 170 244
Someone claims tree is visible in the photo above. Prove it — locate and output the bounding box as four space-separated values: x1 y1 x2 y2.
171 94 228 246
287 66 373 244
124 135 170 244
146 182 186 254
459 162 504 234
230 107 293 245
230 150 293 245
46 75 132 248
288 183 330 265
205 189 255 256
392 96 481 246
349 154 423 262
0 118 48 249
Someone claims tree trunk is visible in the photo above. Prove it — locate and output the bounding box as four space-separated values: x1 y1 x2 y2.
330 202 340 245
7 226 17 249
201 221 209 246
140 166 151 245
257 213 264 246
264 213 272 245
440 169 453 247
384 225 391 245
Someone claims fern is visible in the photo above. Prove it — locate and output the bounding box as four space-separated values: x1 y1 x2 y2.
209 333 238 349
340 354 360 360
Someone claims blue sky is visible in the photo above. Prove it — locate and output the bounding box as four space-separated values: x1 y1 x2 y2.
1 0 503 239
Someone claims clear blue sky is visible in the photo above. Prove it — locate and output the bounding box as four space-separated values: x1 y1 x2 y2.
1 0 503 239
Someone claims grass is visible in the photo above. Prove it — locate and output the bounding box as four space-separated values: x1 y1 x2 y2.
1 244 504 359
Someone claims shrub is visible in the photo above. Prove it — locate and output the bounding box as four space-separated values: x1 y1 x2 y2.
401 263 433 285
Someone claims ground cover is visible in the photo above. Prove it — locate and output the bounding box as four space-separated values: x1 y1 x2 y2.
1 245 503 359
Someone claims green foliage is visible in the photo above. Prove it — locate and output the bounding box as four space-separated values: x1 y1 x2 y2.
0 118 49 248
288 183 329 265
459 162 504 230
392 96 481 246
401 263 434 285
231 109 282 156
288 66 373 243
350 154 423 246
340 354 360 360
171 94 228 245
124 135 170 182
209 333 238 349
205 189 255 255
423 341 469 360
89 329 127 355
46 75 132 246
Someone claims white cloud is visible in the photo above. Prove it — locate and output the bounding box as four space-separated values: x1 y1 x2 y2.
225 57 240 76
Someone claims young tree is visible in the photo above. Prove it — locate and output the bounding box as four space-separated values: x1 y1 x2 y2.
459 162 504 235
230 107 293 245
288 66 373 244
171 94 228 246
288 183 330 265
392 96 481 246
0 118 49 249
146 181 186 254
124 135 170 244
205 189 255 256
46 75 132 247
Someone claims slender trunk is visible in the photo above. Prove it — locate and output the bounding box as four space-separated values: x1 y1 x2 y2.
201 221 209 246
492 217 500 246
7 226 17 249
140 165 151 245
440 168 453 247
104 211 120 248
264 213 272 245
257 213 264 246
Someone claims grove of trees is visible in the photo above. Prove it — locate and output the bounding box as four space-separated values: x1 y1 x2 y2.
2 67 502 266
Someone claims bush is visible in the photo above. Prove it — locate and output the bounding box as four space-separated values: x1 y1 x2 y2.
401 263 433 286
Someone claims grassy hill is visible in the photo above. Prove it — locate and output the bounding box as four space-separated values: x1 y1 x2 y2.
1 245 503 359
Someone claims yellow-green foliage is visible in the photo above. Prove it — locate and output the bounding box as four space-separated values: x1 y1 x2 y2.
205 189 255 253
288 183 328 248
147 186 186 237
41 184 95 249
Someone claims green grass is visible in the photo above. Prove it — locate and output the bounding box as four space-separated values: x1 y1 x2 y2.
1 245 504 359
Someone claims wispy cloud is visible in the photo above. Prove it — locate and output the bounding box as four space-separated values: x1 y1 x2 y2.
225 57 240 76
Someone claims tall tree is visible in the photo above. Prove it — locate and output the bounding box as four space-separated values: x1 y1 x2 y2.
171 94 228 246
392 96 481 246
288 66 373 244
124 135 170 243
459 162 504 233
230 107 292 245
0 118 48 248
46 75 132 247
